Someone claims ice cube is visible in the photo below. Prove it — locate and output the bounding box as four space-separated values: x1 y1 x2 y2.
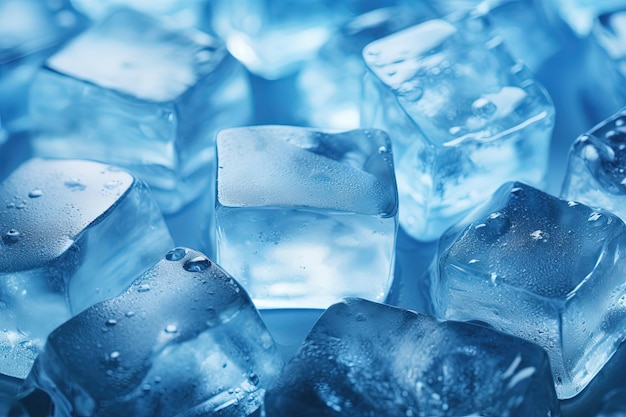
0 158 173 379
215 126 398 309
0 0 86 134
295 3 436 129
561 107 626 222
362 16 554 241
210 0 348 79
431 181 626 399
22 247 283 417
264 297 560 417
29 8 252 214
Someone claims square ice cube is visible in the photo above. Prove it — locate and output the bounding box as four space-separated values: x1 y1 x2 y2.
215 126 398 309
29 8 252 214
0 0 86 133
265 298 559 417
562 107 626 221
431 181 626 399
362 16 554 241
0 158 173 379
22 247 283 417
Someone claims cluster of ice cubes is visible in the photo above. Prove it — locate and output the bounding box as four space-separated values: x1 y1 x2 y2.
2 0 626 416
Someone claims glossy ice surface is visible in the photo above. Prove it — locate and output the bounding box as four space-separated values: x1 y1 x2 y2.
265 298 559 417
362 17 554 241
23 247 283 417
216 126 398 309
29 8 252 213
0 159 172 379
562 107 626 221
432 182 626 399
0 0 86 135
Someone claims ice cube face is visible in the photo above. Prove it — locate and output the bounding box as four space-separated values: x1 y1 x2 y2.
431 181 626 399
29 8 252 214
210 0 352 79
362 17 554 241
0 158 173 379
215 126 398 309
23 247 283 417
265 298 559 417
561 107 626 221
0 0 86 134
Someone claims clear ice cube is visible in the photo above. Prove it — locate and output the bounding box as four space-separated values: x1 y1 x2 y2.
22 247 283 417
29 8 252 214
264 297 560 417
361 16 554 241
562 107 626 222
295 2 436 129
0 158 173 379
0 0 86 134
431 181 626 399
215 126 398 309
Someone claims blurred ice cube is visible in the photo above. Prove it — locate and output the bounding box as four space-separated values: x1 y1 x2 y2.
265 298 559 417
29 8 252 214
215 126 398 309
22 248 283 417
0 158 173 378
362 16 554 241
432 181 626 398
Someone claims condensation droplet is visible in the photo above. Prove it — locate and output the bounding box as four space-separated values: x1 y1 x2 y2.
183 256 211 272
3 229 22 245
165 247 187 261
64 179 86 191
28 189 43 198
137 284 151 292
105 319 117 326
164 324 178 334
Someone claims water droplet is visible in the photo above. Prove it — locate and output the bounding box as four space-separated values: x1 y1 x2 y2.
248 373 260 386
468 259 479 264
355 313 367 322
5 202 15 209
183 256 211 272
567 201 579 207
65 179 86 191
28 189 43 198
377 145 387 153
471 97 497 118
125 311 135 318
529 230 549 242
109 351 120 360
16 202 26 209
164 324 178 334
154 376 162 383
105 319 117 326
103 180 122 190
3 229 21 245
142 383 151 391
137 284 151 292
165 247 187 261
588 212 602 222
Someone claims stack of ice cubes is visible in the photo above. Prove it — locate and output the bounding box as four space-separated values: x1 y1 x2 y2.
3 0 626 416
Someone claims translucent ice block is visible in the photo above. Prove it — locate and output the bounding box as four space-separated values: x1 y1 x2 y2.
0 158 173 379
562 107 626 222
0 0 86 134
265 298 560 417
215 126 398 309
210 0 351 79
431 181 626 398
362 17 554 241
29 8 252 214
23 247 283 417
295 2 435 129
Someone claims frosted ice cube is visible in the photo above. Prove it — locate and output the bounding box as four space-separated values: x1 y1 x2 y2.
29 8 252 213
265 298 559 417
216 126 398 309
432 181 626 398
562 107 626 222
22 248 283 417
0 158 173 379
362 16 554 241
